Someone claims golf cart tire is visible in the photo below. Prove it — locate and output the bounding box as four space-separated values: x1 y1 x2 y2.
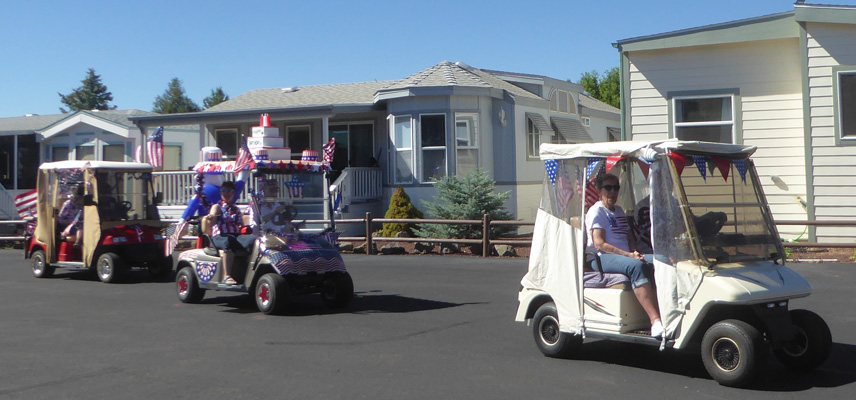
321 272 354 308
176 266 205 303
148 255 173 281
256 273 288 315
31 249 54 278
701 319 763 388
532 302 582 358
773 309 832 371
96 252 124 283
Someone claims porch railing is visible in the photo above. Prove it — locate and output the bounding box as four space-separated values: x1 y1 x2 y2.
151 167 382 207
0 183 16 220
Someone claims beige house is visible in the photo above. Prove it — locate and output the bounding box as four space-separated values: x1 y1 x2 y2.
614 2 856 243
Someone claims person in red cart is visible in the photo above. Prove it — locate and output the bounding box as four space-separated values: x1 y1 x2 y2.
59 184 85 247
206 181 253 285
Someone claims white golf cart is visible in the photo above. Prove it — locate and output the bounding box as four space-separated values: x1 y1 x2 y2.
516 140 831 387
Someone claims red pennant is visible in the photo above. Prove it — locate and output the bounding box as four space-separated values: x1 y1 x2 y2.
667 153 687 176
605 155 625 173
712 157 730 182
636 159 650 180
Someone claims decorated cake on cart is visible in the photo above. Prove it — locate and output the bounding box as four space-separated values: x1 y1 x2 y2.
171 115 352 314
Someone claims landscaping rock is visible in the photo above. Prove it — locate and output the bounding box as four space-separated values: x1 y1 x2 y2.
414 242 434 254
440 243 460 254
338 242 354 252
380 244 406 255
354 242 378 254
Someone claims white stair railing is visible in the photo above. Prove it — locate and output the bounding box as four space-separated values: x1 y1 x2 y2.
0 183 17 219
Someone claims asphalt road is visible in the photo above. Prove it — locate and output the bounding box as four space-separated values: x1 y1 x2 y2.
0 251 854 400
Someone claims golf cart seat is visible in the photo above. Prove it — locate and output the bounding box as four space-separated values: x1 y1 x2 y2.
198 213 254 257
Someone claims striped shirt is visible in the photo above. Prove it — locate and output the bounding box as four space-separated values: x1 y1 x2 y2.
586 202 632 254
212 201 243 236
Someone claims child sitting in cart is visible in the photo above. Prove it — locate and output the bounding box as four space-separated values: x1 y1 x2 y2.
206 181 254 285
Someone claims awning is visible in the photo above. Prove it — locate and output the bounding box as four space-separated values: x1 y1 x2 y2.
551 117 592 143
525 112 554 134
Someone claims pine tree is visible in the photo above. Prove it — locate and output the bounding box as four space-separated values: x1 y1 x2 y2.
203 86 230 109
380 187 424 237
414 169 513 240
152 78 201 114
58 68 117 113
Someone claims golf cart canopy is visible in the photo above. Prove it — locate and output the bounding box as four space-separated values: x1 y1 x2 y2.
39 160 154 171
539 140 756 161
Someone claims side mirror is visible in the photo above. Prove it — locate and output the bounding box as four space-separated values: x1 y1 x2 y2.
83 194 96 206
154 192 164 205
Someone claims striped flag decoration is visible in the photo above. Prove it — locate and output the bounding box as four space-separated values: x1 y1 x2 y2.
585 181 600 209
233 141 256 172
15 189 38 218
322 138 336 165
285 177 306 199
164 220 188 257
146 127 164 168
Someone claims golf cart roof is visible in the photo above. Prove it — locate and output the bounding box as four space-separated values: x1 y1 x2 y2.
193 160 330 174
39 160 154 171
539 139 756 161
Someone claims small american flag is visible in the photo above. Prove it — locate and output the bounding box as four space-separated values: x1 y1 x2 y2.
285 177 305 199
164 220 188 257
322 138 335 164
233 141 255 172
585 181 600 209
146 127 164 168
15 189 38 218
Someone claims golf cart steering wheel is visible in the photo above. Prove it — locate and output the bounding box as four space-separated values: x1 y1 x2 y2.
272 205 299 226
119 201 133 219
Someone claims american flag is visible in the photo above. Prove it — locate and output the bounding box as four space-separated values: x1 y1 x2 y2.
322 138 336 164
15 189 38 218
285 178 306 199
146 127 164 168
164 220 188 257
585 181 600 209
233 141 255 172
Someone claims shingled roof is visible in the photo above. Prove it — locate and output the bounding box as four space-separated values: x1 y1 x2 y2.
204 81 395 113
379 61 543 101
579 93 619 114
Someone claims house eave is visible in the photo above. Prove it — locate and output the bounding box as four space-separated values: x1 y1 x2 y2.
373 86 503 103
37 112 132 139
128 105 383 128
614 11 797 53
795 4 856 25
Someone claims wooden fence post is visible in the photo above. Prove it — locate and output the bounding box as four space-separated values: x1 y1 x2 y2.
365 211 373 255
483 213 491 257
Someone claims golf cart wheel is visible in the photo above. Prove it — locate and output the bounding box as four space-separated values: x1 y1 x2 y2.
256 273 288 315
320 272 354 308
96 252 124 283
532 301 581 358
176 266 205 303
773 309 832 371
31 249 54 279
701 319 763 388
148 255 173 281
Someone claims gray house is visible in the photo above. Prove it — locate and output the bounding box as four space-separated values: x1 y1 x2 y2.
128 61 619 223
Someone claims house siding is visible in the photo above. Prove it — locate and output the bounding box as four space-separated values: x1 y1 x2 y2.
626 39 809 238
806 22 856 241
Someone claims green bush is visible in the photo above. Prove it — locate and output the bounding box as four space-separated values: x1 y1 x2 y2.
414 169 513 240
380 186 423 237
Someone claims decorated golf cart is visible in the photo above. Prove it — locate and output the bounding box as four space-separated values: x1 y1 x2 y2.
173 117 352 314
516 140 831 387
25 161 172 283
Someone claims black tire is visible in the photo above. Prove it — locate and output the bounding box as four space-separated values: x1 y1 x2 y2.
31 249 54 279
148 255 173 281
176 266 205 303
532 301 582 358
773 309 832 371
320 272 354 308
255 273 288 315
95 252 124 283
701 319 763 388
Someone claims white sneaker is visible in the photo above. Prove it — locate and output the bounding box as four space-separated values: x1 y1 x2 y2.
651 320 664 338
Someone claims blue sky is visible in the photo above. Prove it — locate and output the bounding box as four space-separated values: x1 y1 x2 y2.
3 0 855 118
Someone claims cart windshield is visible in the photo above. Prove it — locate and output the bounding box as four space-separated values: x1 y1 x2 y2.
676 157 782 264
95 171 157 221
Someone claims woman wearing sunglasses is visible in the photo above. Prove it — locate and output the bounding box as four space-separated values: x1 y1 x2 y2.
206 181 253 285
585 173 663 338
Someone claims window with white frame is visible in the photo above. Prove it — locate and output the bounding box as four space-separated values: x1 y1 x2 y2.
455 113 479 176
549 89 576 114
391 116 413 183
673 95 734 143
420 114 446 182
839 72 856 139
286 125 311 159
582 117 591 127
527 117 541 158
